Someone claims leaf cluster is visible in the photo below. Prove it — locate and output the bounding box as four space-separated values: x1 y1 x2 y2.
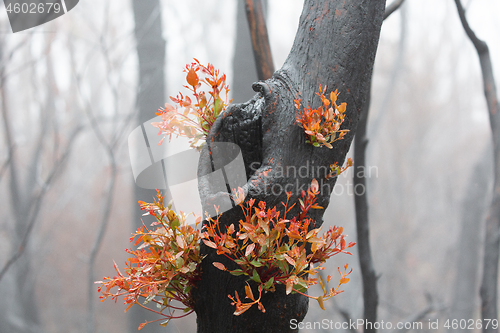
152 59 231 150
326 158 353 180
95 191 204 330
295 85 349 148
203 179 355 315
98 72 357 329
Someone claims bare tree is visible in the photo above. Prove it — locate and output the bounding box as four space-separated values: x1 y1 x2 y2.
0 33 82 333
243 0 274 81
194 1 386 331
450 147 491 332
232 0 268 103
352 2 405 331
131 1 166 332
454 1 500 331
79 21 136 333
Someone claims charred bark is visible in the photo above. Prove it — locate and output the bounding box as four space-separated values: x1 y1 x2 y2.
193 1 386 332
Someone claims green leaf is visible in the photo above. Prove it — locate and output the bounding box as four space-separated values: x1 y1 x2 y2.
214 98 223 116
250 260 264 267
234 259 246 265
170 218 180 229
175 256 184 269
251 269 261 283
278 261 289 274
264 277 274 290
274 253 284 261
293 283 307 294
229 269 247 276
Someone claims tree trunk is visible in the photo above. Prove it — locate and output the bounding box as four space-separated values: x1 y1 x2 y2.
232 0 267 103
131 1 166 332
454 1 500 331
193 1 386 332
450 148 491 332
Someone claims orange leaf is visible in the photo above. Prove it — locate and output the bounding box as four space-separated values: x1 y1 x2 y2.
202 239 217 249
245 284 255 301
286 279 293 295
337 102 346 113
330 91 338 104
186 68 199 87
318 273 326 293
310 179 319 193
284 254 296 267
245 243 255 257
317 295 325 310
124 302 134 313
213 262 226 271
234 303 253 316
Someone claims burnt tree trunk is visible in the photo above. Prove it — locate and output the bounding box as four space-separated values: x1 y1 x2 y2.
194 1 386 332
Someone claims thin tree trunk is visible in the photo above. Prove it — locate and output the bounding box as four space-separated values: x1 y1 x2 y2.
194 1 386 332
354 91 378 332
454 2 500 332
352 2 405 330
232 0 267 103
450 148 491 332
131 1 166 332
244 0 274 81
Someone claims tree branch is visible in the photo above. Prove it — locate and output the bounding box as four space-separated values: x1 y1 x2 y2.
244 0 274 80
454 1 500 332
0 145 13 186
384 0 405 20
80 21 139 332
396 294 441 333
0 125 83 282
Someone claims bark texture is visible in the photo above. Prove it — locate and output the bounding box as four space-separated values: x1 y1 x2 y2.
193 1 386 332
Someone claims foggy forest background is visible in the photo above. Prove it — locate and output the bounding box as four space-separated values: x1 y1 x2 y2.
0 0 499 332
